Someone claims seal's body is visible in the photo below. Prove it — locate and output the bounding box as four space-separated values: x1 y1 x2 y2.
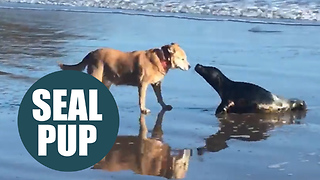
195 64 306 115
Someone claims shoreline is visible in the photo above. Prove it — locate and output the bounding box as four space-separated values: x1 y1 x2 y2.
1 2 320 27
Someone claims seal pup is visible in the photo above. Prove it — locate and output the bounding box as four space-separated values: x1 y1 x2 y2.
194 64 307 115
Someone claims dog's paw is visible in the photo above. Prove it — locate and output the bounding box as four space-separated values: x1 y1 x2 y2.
163 105 173 111
141 108 151 114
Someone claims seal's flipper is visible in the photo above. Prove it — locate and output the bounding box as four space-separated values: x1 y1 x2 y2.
215 101 230 115
216 99 260 114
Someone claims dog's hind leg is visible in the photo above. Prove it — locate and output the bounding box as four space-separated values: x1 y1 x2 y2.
87 60 104 82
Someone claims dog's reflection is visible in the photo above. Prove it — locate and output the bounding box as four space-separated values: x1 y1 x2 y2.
93 109 192 179
197 111 307 155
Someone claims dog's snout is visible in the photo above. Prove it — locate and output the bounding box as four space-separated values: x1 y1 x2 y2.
188 65 191 69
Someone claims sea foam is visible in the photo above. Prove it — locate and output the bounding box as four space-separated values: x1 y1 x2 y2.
1 0 320 21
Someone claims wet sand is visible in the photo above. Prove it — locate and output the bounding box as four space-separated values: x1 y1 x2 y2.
0 3 320 180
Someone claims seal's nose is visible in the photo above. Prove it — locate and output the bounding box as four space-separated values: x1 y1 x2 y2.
194 64 202 71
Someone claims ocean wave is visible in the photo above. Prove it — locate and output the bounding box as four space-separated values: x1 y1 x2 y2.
1 0 320 21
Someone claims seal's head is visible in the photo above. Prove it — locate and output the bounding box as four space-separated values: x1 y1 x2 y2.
195 64 230 96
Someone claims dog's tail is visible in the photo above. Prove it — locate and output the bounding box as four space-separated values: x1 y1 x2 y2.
58 52 92 71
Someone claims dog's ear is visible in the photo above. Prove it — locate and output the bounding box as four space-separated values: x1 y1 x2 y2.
170 42 179 46
161 45 170 50
161 45 174 67
168 47 175 54
164 44 177 54
161 45 172 55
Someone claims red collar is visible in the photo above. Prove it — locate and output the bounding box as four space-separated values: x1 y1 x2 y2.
160 59 170 72
154 48 171 73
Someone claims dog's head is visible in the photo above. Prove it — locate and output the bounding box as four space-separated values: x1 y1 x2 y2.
161 43 190 71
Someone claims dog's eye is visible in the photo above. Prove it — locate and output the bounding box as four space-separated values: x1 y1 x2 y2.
182 58 185 61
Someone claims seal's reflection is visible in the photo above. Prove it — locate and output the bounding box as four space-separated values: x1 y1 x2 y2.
197 111 307 155
93 109 192 179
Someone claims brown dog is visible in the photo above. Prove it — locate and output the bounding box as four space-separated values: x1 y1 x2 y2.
58 43 190 114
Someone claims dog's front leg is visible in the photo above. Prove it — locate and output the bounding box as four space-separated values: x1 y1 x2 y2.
152 82 172 111
139 113 148 140
139 83 150 114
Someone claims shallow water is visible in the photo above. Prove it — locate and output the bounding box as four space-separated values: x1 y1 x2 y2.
0 3 320 180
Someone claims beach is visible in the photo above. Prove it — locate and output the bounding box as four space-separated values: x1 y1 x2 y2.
0 2 320 180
